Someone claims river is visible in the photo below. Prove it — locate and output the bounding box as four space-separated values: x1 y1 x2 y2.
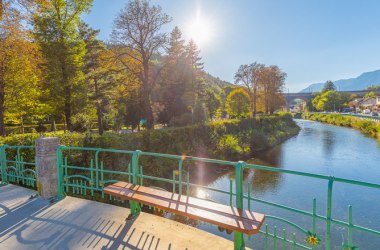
192 119 380 249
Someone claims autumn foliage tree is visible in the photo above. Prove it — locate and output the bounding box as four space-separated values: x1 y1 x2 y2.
112 0 171 129
0 1 43 135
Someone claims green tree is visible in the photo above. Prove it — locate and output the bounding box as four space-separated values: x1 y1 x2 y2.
322 80 336 93
365 91 375 98
112 0 171 129
226 88 251 118
33 0 93 132
183 39 205 107
204 88 222 118
80 22 121 134
157 26 188 125
312 90 343 111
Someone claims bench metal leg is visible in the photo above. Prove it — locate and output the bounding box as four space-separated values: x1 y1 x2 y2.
129 200 141 218
234 232 245 250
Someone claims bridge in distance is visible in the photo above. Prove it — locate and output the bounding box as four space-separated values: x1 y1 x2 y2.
284 89 380 104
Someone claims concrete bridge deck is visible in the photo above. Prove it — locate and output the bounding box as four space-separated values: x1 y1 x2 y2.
0 185 233 250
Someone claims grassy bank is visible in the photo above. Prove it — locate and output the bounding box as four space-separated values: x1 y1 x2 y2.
302 113 380 140
0 113 299 160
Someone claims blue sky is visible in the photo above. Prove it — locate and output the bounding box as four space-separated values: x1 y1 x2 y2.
83 0 380 92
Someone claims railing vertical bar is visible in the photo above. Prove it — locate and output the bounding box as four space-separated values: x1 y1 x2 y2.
128 163 131 183
292 233 297 250
348 205 353 247
283 229 287 250
273 226 277 250
326 178 334 250
172 170 176 193
186 172 190 196
229 179 233 206
312 198 317 233
247 184 251 211
234 161 245 250
140 165 143 186
95 151 99 189
178 159 183 194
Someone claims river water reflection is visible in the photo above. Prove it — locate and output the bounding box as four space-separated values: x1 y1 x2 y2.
195 119 380 249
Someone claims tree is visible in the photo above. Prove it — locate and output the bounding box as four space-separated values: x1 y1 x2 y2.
33 0 93 132
80 22 121 135
0 0 3 21
157 26 188 125
204 88 222 118
225 88 251 118
234 62 264 116
365 91 375 98
112 0 171 129
258 65 286 114
322 80 336 93
183 39 205 108
312 90 344 111
0 1 43 135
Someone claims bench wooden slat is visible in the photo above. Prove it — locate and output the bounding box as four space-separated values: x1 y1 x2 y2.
111 182 264 222
103 181 265 234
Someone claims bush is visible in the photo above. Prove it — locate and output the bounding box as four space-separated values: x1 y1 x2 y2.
169 113 193 127
35 123 47 133
216 135 248 157
0 114 300 160
71 113 94 132
302 112 380 138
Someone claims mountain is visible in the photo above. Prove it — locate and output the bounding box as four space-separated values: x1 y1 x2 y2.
299 69 380 93
203 72 233 88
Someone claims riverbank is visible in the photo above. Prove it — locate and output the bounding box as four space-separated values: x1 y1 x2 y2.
0 113 299 160
302 112 380 140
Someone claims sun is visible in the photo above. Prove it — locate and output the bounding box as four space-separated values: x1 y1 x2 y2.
186 13 213 47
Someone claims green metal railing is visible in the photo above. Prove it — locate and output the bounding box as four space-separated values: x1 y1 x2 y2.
0 145 37 188
54 146 380 250
341 113 380 122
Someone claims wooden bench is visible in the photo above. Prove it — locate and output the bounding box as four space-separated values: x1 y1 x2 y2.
103 181 265 235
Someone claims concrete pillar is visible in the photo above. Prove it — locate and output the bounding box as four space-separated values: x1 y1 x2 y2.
36 137 60 199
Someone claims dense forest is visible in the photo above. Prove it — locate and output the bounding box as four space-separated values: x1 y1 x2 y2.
0 0 286 136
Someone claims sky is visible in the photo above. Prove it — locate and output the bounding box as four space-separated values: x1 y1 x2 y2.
83 0 380 92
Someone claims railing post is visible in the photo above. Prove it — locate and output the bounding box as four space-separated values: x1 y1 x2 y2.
129 150 142 217
0 145 8 185
234 161 245 250
35 137 60 199
56 145 65 200
325 177 334 250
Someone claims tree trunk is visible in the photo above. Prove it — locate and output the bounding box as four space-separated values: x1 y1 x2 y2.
62 60 72 132
142 83 154 129
142 60 154 129
64 91 72 132
20 116 24 134
50 118 56 132
94 78 104 135
252 86 257 117
0 80 5 136
96 104 103 135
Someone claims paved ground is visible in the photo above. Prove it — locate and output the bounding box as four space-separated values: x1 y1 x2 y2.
0 184 234 250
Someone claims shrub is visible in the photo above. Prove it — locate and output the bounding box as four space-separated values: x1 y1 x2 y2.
169 113 193 127
35 123 47 133
302 112 380 139
0 114 300 161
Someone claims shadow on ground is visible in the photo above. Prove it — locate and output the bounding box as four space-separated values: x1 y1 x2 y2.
0 185 231 250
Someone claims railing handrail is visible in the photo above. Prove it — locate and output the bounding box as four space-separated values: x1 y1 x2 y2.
59 145 380 190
